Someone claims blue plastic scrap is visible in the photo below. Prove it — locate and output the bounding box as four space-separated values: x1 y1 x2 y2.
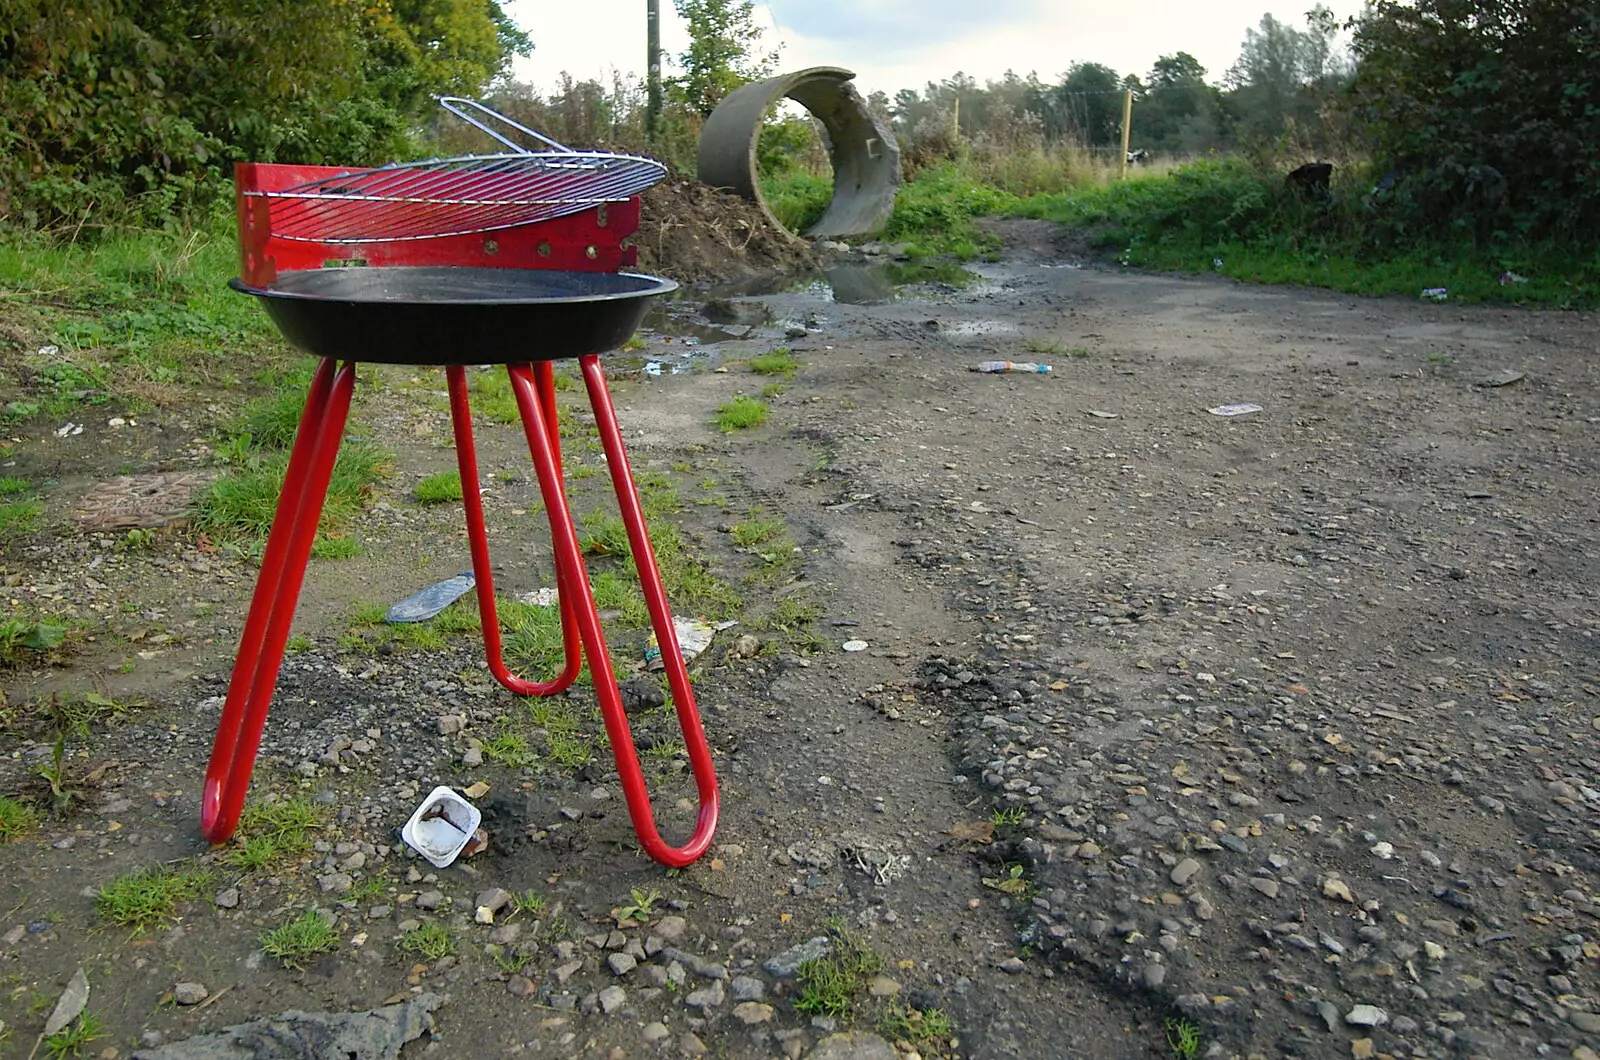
386 572 476 624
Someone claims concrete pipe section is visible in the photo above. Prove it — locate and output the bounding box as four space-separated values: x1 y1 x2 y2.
698 66 902 240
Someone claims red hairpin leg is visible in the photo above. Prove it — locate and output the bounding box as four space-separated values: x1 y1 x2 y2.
446 364 583 696
503 357 718 867
202 359 357 844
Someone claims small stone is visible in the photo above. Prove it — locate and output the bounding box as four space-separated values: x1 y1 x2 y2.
172 983 208 1006
1143 963 1167 989
1171 859 1201 886
489 923 522 945
507 975 536 998
1317 1001 1341 1033
1573 1012 1600 1034
1249 877 1280 899
554 960 583 984
685 980 724 1009
214 889 239 909
999 957 1025 974
1077 842 1102 860
1573 1047 1599 1060
437 715 464 736
476 888 515 915
415 890 444 911
642 1022 670 1043
597 985 626 1014
608 953 638 976
1324 879 1355 903
808 1032 898 1060
733 1002 774 1025
764 937 831 978
868 976 900 998
730 976 765 1002
678 1032 708 1056
1345 1005 1388 1027
1352 1039 1375 1060
656 915 688 942
317 873 353 895
1424 941 1446 960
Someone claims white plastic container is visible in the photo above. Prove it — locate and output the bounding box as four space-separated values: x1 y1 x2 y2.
400 786 482 868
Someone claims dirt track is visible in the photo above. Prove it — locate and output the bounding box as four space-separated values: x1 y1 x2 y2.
3 223 1599 1060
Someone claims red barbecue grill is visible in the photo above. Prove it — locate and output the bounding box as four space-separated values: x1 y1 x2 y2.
204 99 718 867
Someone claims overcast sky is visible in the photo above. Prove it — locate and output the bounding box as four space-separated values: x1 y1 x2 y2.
501 0 1370 99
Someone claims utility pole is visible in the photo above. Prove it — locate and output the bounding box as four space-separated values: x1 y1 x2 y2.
1119 89 1133 179
646 0 663 144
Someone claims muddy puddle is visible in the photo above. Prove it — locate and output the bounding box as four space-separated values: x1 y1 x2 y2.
631 260 990 375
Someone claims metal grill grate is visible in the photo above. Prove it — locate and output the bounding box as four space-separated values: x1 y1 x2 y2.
245 98 666 244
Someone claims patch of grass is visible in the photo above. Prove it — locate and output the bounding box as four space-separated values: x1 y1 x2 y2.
1023 338 1065 356
0 223 285 415
0 796 40 843
748 349 798 379
1166 1017 1202 1059
546 729 595 769
341 598 481 653
511 889 548 918
95 865 213 930
885 163 1020 260
261 910 339 970
396 921 456 961
991 806 1027 826
224 798 327 872
499 598 568 681
414 471 463 505
591 570 649 628
730 516 784 548
0 476 30 497
0 498 41 541
1010 157 1599 308
714 396 768 433
481 732 535 769
346 878 386 904
881 1003 955 1047
229 383 311 451
761 171 833 234
761 382 786 399
580 511 631 558
194 443 389 547
622 335 647 353
468 369 520 424
44 1011 107 1059
795 927 885 1019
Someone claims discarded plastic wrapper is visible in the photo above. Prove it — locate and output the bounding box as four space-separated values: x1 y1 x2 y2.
387 572 475 624
1499 272 1528 286
972 361 1051 374
1420 288 1449 301
644 617 739 671
1209 403 1264 417
400 786 482 868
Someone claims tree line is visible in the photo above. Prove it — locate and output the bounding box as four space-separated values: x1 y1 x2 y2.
0 0 1593 247
885 6 1347 159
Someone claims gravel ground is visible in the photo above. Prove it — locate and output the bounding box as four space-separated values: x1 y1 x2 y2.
2 224 1598 1060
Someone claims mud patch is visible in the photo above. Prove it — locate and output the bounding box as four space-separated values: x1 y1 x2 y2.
635 181 817 286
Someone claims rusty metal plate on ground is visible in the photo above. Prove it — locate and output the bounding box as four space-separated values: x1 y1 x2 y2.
72 470 219 530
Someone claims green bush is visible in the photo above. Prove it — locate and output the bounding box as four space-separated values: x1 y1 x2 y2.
1013 158 1599 307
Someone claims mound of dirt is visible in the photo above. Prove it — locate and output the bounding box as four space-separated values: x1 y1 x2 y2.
633 180 816 286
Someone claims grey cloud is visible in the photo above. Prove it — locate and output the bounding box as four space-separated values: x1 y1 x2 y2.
767 0 1045 51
